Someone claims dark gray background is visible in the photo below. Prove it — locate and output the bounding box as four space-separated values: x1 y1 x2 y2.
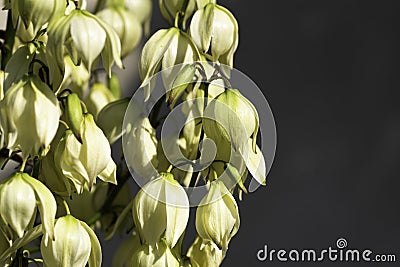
205 1 400 266
143 0 400 266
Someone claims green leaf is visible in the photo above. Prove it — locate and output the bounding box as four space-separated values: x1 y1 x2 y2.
80 221 102 267
105 200 133 240
22 174 56 242
0 224 43 263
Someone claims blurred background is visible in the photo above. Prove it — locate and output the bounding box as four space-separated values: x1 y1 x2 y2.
2 0 400 266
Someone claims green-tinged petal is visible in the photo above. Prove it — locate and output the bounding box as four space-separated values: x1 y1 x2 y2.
190 4 214 53
41 215 91 267
98 159 117 185
70 12 106 73
80 221 102 267
132 242 180 267
139 28 177 90
97 98 129 144
22 173 57 242
196 181 240 250
132 178 167 245
80 114 111 187
85 83 116 118
242 139 267 188
0 173 36 238
85 11 124 75
187 236 224 267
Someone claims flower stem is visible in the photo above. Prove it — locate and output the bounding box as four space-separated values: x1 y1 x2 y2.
62 200 71 215
20 158 28 172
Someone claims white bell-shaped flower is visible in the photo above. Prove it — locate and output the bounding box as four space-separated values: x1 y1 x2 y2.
196 180 240 251
190 3 238 66
132 173 189 247
0 172 56 240
41 215 102 267
0 74 60 159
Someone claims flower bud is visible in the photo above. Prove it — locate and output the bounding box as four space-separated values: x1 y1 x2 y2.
97 7 142 57
159 0 196 28
97 98 129 144
55 114 117 193
190 4 238 66
17 0 65 33
0 74 60 158
187 236 224 267
196 180 240 250
203 89 259 153
124 116 158 180
132 173 189 247
0 172 56 240
132 241 180 267
66 93 84 142
41 215 102 267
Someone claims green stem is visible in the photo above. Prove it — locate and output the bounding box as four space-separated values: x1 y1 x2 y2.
20 158 28 172
1 11 16 71
189 82 209 188
177 0 190 29
62 200 71 215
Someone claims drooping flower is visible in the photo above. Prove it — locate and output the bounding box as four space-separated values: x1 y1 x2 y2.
41 215 102 267
132 173 189 247
195 180 240 251
190 3 238 66
0 172 57 240
97 7 142 57
0 74 60 158
55 114 117 193
47 7 123 89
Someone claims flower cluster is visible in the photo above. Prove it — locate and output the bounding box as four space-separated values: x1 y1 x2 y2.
0 0 269 266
